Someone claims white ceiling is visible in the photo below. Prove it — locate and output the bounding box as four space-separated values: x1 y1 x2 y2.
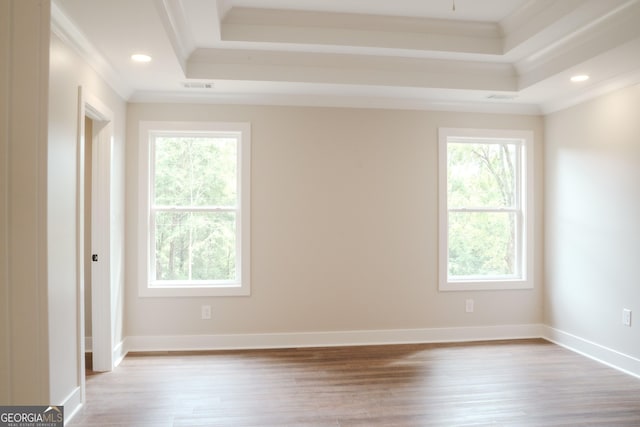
52 0 640 114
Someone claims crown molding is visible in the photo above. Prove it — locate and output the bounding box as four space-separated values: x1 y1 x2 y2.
129 88 540 115
515 0 640 89
500 0 584 53
50 1 132 100
153 0 194 74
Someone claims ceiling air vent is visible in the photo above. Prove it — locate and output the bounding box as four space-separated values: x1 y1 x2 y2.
182 82 215 89
487 93 518 100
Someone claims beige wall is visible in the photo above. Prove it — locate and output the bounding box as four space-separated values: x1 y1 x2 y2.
544 83 640 359
48 31 126 403
0 0 51 405
126 104 544 337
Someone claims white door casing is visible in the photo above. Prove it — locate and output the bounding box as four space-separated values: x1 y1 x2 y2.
76 87 114 389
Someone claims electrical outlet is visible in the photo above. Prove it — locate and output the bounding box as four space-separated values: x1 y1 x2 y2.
201 305 212 320
465 299 474 313
622 308 632 327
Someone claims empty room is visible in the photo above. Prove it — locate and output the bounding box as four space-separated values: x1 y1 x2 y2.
2 0 640 425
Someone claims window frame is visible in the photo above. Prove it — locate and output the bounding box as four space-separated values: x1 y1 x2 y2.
138 121 251 297
438 128 534 291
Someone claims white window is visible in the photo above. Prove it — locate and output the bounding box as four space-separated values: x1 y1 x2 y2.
439 128 533 291
138 121 250 297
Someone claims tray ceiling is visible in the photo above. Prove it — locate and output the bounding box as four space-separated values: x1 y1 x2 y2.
52 0 640 114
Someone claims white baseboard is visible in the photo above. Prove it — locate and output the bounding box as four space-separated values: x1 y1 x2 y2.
84 337 92 353
125 324 544 352
120 325 640 382
61 386 82 426
542 325 640 379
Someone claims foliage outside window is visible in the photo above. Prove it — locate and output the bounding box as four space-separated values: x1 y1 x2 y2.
138 122 250 297
439 128 533 291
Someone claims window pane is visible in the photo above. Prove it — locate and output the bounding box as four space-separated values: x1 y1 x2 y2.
448 142 516 208
154 136 237 206
154 211 236 281
448 211 516 278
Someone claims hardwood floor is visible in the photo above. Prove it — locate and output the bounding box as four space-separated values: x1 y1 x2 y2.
69 339 640 426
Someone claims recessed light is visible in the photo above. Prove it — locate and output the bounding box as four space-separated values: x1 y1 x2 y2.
131 54 152 63
570 74 589 82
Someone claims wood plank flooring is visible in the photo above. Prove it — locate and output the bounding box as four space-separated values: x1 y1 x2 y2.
69 339 640 426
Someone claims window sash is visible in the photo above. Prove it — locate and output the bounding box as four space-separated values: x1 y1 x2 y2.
149 209 240 284
447 210 523 281
150 132 240 207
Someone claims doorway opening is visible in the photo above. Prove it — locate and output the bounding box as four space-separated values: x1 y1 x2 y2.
76 87 115 403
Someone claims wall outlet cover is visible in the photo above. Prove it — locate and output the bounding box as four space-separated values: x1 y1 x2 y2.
201 305 212 320
465 299 474 313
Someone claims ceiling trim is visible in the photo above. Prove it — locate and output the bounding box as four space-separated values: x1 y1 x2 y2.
500 0 583 53
188 48 517 92
516 0 640 89
50 1 132 100
221 7 502 55
129 89 542 115
153 0 195 74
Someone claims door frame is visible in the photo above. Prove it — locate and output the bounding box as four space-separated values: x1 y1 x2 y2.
76 87 114 400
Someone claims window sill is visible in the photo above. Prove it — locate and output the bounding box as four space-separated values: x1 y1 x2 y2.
139 283 250 297
439 279 533 292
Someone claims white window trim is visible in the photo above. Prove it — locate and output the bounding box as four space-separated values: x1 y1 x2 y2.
138 121 251 297
438 128 534 291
